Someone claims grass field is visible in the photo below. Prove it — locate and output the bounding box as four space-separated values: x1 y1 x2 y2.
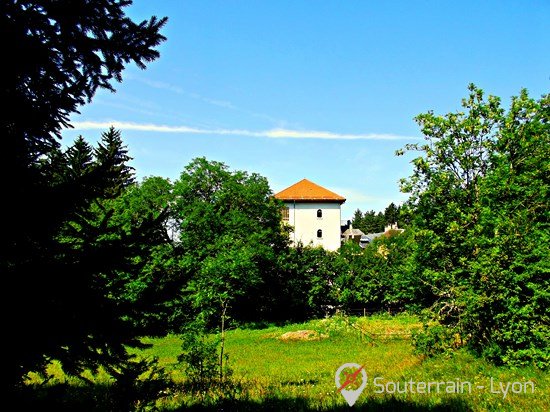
25 314 549 411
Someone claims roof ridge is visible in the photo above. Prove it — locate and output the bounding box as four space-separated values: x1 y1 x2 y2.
274 179 346 203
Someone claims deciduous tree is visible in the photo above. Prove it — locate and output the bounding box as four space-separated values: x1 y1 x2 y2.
400 85 549 368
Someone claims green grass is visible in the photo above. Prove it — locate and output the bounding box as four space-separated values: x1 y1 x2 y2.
137 314 548 411
25 314 549 411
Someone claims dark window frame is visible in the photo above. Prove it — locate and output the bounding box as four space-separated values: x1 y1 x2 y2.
282 207 290 221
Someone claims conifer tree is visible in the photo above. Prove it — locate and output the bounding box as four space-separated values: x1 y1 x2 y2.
2 0 167 387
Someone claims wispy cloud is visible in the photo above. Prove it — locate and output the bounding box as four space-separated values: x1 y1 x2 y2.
131 77 237 110
128 76 282 123
187 92 237 110
129 77 186 95
93 100 174 119
70 120 419 141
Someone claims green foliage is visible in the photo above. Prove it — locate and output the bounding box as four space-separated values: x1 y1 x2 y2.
463 90 550 368
351 209 385 233
384 202 400 226
274 231 420 317
400 84 550 368
351 202 404 234
3 0 167 388
171 158 289 327
177 321 229 388
336 230 425 311
412 324 460 358
3 0 167 158
98 174 177 335
106 356 172 411
26 129 179 385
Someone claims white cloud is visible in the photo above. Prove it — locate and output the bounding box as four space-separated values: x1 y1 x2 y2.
70 121 418 141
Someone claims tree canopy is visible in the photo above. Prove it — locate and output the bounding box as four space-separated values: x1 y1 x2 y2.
399 84 549 368
351 202 403 234
172 158 289 326
2 0 167 387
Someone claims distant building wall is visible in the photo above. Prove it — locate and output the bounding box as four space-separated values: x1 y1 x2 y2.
285 202 341 251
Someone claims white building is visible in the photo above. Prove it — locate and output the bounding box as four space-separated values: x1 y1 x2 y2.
275 179 346 251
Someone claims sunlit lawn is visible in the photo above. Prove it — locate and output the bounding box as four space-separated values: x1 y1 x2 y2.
138 314 549 411
26 314 549 411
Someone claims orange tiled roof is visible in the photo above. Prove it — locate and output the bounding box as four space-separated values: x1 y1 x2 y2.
274 179 346 203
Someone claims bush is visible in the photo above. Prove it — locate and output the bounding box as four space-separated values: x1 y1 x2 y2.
412 324 462 358
177 321 232 389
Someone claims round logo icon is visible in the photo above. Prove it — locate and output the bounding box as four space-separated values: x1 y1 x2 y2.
335 363 367 406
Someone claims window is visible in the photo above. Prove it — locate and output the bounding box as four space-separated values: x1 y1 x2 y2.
317 209 323 218
317 229 323 238
281 207 289 222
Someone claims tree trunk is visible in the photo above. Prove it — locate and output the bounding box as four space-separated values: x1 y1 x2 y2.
219 300 227 381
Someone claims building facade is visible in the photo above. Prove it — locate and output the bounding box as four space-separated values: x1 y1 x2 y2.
275 179 346 251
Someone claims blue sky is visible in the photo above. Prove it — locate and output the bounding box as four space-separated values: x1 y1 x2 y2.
62 0 549 218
